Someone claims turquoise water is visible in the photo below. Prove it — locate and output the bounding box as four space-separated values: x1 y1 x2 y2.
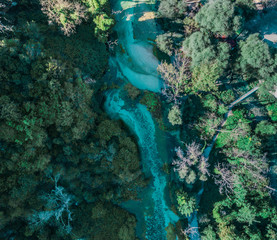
110 0 162 92
104 0 180 239
104 91 179 239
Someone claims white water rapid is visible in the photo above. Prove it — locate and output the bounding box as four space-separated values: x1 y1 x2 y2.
104 91 179 239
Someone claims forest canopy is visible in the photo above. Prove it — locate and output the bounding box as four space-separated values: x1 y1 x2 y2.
0 0 277 239
0 1 145 239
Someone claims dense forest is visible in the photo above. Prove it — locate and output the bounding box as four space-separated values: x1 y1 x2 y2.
0 0 146 239
0 0 276 239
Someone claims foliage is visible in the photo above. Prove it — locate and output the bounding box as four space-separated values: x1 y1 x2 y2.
191 62 221 93
157 0 277 239
158 53 191 103
93 13 115 42
0 2 145 239
0 0 15 33
195 0 244 36
140 91 160 113
156 32 183 56
235 0 256 20
157 0 187 19
238 34 275 79
90 201 137 240
201 225 217 240
124 83 141 100
40 0 114 41
83 0 115 42
168 105 182 126
258 73 277 102
183 31 230 74
28 175 73 234
172 142 209 184
183 31 215 68
196 113 221 140
266 103 277 122
183 17 199 37
40 0 88 36
218 89 235 104
216 110 251 148
255 121 277 136
176 191 196 217
202 95 218 112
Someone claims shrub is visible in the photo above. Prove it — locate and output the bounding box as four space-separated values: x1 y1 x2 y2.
140 91 159 113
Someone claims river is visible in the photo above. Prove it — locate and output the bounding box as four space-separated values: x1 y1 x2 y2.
104 0 179 239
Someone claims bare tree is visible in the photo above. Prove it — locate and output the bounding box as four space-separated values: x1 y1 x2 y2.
28 174 73 234
186 141 202 162
181 226 199 238
213 163 235 196
158 51 191 104
172 142 209 183
107 39 118 51
214 150 275 197
198 156 210 177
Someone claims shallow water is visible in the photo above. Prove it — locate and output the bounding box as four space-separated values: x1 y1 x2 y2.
104 91 179 239
104 0 181 239
111 0 162 92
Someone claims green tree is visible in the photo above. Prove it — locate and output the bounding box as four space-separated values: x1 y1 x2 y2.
191 62 221 93
93 13 115 42
168 105 182 126
258 73 277 101
176 191 196 217
184 33 230 73
195 0 244 36
183 31 215 67
266 103 277 122
156 32 183 56
238 34 275 79
158 0 187 19
236 204 256 225
255 121 277 136
201 225 217 240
